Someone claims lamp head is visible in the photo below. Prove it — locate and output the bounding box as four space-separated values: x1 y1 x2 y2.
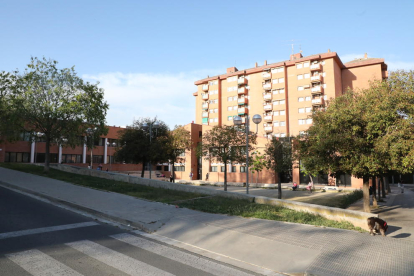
252 114 262 125
233 116 242 126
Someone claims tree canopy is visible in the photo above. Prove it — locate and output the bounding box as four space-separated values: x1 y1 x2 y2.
296 70 414 211
199 125 257 191
1 57 109 172
115 117 169 177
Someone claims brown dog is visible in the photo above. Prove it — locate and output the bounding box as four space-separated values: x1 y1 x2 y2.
367 217 388 236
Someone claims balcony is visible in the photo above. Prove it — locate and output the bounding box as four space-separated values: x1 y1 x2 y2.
238 87 247 94
311 75 322 83
202 112 209 118
238 107 248 115
312 98 324 106
202 94 209 100
238 78 248 85
202 103 209 110
264 115 273 122
310 63 321 71
263 93 272 100
264 126 273 133
262 72 271 80
241 117 246 124
263 83 272 90
202 84 209 91
311 86 323 94
264 104 272 111
238 98 248 105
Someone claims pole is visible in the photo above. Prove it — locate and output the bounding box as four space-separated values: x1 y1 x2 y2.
149 124 152 179
246 116 249 194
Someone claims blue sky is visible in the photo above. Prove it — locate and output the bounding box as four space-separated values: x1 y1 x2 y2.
1 0 413 128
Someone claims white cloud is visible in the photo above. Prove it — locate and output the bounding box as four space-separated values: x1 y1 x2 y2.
83 70 220 129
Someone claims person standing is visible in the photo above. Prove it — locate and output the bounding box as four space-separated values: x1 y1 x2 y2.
205 172 209 181
189 172 193 180
170 174 174 183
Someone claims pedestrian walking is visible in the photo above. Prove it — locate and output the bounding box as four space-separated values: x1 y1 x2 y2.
170 174 174 183
205 173 209 181
189 172 193 180
307 181 313 193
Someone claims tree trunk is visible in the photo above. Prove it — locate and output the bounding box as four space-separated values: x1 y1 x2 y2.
172 164 175 183
381 176 386 198
224 163 227 192
44 135 50 173
387 176 391 194
377 177 382 200
141 160 145 178
363 176 370 213
278 172 282 199
372 177 377 208
384 176 390 195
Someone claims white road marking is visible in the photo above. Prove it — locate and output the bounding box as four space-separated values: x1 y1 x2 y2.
7 249 83 276
66 240 174 276
0 221 99 240
111 233 255 276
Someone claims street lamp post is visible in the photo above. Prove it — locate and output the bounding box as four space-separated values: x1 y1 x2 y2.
233 114 262 194
142 121 160 179
106 141 116 171
86 127 97 169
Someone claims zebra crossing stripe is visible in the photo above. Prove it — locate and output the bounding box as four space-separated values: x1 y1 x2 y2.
111 233 254 276
6 249 83 276
0 221 99 240
66 240 174 276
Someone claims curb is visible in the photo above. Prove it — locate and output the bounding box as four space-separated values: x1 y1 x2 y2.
0 180 156 233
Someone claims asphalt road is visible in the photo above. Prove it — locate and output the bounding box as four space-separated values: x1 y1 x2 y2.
0 186 259 276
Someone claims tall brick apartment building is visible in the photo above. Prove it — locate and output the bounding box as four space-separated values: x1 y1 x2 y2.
193 51 388 187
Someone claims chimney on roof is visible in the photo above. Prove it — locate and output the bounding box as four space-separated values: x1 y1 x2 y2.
255 62 258 68
364 53 368 59
328 49 331 53
290 52 303 61
226 67 238 74
264 60 267 65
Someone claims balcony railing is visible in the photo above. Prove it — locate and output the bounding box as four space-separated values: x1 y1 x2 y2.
264 104 272 111
264 126 273 133
310 63 321 71
238 78 248 85
202 84 209 91
202 112 209 118
264 115 273 122
202 94 209 100
311 86 323 94
238 87 247 94
262 72 271 80
202 103 208 110
238 98 247 105
263 93 272 100
263 83 272 90
312 98 323 106
311 75 322 83
238 107 247 115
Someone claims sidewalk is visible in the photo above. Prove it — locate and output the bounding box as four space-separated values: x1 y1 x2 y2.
1 167 413 276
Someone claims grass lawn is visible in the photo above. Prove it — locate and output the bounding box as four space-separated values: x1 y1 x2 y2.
0 163 365 232
292 190 363 209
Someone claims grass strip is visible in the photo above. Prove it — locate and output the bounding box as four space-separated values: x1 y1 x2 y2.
0 163 365 232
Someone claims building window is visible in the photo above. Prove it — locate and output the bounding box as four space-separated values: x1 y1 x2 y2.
240 166 246 172
280 110 286 115
299 119 305 125
164 166 169 171
298 97 304 102
304 73 310 79
305 96 311 101
278 78 284 83
5 152 30 163
156 166 162 170
228 116 233 121
306 118 313 124
227 97 233 101
297 74 303 80
298 108 305 113
274 121 279 127
231 166 236 172
211 166 217 172
272 79 278 84
280 121 286 126
280 99 285 105
296 63 303 69
221 166 225 172
298 86 304 91
273 111 279 116
214 118 218 122
304 62 310 67
305 107 312 113
174 166 185 171
280 133 286 137
209 118 214 123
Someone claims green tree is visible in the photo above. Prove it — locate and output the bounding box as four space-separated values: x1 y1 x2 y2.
265 136 294 199
0 72 20 142
250 151 267 184
115 118 169 177
296 70 414 212
165 125 192 183
4 57 108 172
199 125 257 191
